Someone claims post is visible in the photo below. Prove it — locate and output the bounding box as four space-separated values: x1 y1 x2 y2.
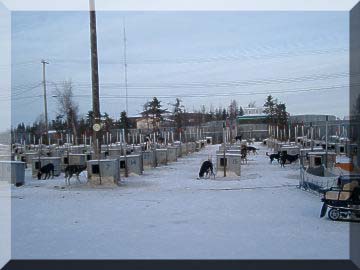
41 60 49 145
89 0 101 160
325 116 328 168
310 122 314 151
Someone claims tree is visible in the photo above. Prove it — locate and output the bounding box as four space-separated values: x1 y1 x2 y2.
222 108 228 120
239 106 244 116
142 97 167 132
54 80 79 144
119 111 131 131
229 100 238 120
263 95 277 124
172 98 185 135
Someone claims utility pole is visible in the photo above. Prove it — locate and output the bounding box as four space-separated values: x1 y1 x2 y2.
41 60 49 145
325 115 328 168
123 18 129 115
89 0 101 159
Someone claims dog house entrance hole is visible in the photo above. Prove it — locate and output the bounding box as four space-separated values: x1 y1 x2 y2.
220 158 227 167
120 160 126 169
314 156 322 166
35 161 41 170
92 164 100 174
340 146 345 153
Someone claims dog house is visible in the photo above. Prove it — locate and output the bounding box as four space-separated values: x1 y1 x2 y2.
0 154 14 161
280 145 300 156
274 142 286 152
299 148 325 167
24 152 40 166
216 153 241 177
187 142 196 153
87 159 120 186
61 154 86 171
69 146 86 154
0 161 26 186
347 144 357 157
180 143 188 156
335 144 346 155
117 154 143 176
31 157 62 178
173 145 181 158
195 141 201 152
156 149 168 166
166 147 178 163
85 152 106 161
142 150 155 168
107 148 123 158
307 152 336 169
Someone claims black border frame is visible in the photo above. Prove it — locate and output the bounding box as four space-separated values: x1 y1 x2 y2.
3 2 360 270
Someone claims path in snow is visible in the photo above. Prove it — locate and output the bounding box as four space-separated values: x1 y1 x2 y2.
11 143 349 259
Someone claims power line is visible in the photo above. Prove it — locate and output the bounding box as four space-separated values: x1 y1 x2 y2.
47 71 353 90
66 83 355 100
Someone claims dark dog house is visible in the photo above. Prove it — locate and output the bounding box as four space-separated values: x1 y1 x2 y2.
0 161 26 186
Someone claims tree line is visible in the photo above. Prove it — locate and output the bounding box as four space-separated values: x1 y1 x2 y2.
12 80 288 144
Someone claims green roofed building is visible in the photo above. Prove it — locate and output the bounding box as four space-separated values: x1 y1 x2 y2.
236 110 269 140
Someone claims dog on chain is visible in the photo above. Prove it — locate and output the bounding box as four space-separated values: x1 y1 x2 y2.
266 151 281 163
64 165 87 185
280 153 299 167
37 163 54 180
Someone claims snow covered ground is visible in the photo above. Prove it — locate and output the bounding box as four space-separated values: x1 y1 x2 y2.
11 143 349 259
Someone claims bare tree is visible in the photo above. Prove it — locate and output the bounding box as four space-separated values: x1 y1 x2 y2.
54 80 79 144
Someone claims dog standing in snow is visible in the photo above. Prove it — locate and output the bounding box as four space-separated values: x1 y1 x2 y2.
197 160 215 179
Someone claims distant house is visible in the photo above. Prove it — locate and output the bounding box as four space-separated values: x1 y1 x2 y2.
236 107 268 140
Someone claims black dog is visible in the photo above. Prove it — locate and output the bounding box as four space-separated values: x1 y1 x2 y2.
64 165 87 185
280 153 299 167
266 152 281 163
37 163 54 180
235 135 242 142
198 160 214 179
246 146 258 154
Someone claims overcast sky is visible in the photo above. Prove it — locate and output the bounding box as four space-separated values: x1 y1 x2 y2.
11 11 349 126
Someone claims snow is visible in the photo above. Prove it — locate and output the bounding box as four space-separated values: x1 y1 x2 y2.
11 142 349 259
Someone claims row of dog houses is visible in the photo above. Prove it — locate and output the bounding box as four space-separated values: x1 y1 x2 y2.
2 139 212 186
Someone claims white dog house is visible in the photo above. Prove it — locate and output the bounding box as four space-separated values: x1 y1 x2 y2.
156 149 168 166
216 153 241 177
31 157 62 178
307 152 337 169
142 151 155 168
335 144 346 155
118 155 143 175
280 145 300 156
166 147 178 163
87 159 120 186
0 161 26 186
180 144 188 156
187 142 196 153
